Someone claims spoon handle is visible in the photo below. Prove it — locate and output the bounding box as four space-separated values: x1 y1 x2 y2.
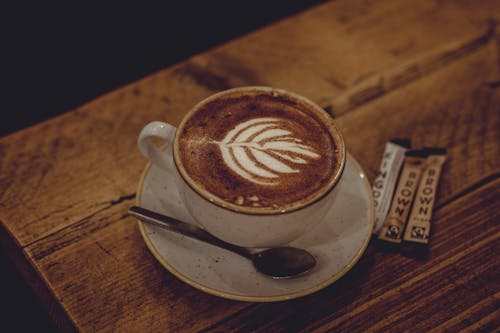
128 206 252 259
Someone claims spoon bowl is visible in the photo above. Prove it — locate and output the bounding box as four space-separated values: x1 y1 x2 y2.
128 206 316 279
252 247 316 279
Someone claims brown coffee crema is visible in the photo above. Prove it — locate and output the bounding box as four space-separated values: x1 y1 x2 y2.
175 89 343 212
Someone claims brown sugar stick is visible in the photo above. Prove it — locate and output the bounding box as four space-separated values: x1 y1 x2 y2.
403 148 447 245
377 150 427 243
372 138 411 234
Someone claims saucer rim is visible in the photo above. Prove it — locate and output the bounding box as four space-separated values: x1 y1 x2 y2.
136 152 375 302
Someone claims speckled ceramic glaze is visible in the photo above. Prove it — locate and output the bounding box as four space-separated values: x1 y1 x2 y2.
136 153 374 302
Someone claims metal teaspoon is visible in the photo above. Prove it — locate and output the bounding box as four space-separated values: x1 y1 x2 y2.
128 206 316 279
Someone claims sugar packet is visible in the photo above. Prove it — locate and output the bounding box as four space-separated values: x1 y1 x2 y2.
403 148 447 246
377 150 427 243
372 139 411 234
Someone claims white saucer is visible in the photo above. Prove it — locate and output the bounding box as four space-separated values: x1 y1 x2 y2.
136 153 374 302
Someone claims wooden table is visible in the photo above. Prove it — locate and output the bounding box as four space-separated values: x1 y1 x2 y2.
1 1 499 331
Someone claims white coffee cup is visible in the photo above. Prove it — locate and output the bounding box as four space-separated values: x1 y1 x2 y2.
138 87 345 248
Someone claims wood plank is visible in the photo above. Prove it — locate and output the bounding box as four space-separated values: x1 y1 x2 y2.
188 0 498 106
0 62 217 247
195 178 500 332
335 32 500 196
0 0 498 247
26 201 249 332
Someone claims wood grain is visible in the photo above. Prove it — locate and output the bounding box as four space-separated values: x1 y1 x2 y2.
336 33 500 191
27 203 249 331
1 0 499 331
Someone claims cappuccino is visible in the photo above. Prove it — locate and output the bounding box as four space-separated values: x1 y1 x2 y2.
174 88 344 213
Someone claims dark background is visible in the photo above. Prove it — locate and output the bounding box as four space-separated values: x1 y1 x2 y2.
2 2 323 331
2 2 323 137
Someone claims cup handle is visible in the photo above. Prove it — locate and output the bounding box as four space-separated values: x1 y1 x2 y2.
138 121 176 171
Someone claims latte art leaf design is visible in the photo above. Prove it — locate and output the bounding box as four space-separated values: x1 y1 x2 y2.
212 117 321 185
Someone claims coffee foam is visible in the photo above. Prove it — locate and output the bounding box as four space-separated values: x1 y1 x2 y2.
211 117 321 185
176 90 342 211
